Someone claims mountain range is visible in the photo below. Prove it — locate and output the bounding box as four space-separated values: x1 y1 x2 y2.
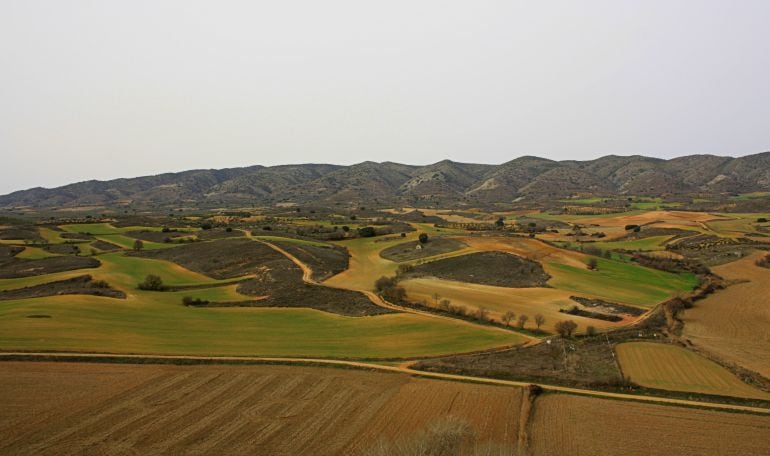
2 152 769 209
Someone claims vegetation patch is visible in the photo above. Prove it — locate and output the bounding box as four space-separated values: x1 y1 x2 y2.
569 296 646 317
0 251 99 279
0 275 125 300
406 251 550 288
269 239 350 281
91 240 122 251
131 238 286 279
379 237 468 262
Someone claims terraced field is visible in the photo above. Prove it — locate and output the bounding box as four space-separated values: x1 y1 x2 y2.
616 342 770 400
0 362 524 455
530 394 770 456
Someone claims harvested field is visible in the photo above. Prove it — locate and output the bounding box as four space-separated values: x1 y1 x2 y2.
0 275 125 301
406 251 550 288
379 237 468 262
126 229 194 243
0 362 524 455
400 277 629 333
530 394 770 456
683 252 770 379
43 243 83 255
616 342 770 400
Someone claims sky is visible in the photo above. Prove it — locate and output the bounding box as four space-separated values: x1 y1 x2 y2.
1 1 770 195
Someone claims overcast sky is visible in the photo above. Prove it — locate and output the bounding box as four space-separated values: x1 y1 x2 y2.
2 1 769 194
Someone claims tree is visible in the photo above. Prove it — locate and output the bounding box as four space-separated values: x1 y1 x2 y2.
624 224 639 231
133 239 144 251
501 310 515 327
517 314 529 329
418 233 429 244
554 320 578 338
438 299 451 311
374 276 396 293
138 274 165 291
357 226 376 237
495 217 505 228
474 307 489 322
758 217 768 223
587 258 598 270
585 325 597 336
534 314 545 329
342 226 350 232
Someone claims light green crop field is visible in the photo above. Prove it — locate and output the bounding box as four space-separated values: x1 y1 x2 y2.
559 235 674 252
0 250 523 359
616 342 770 400
14 246 62 260
546 258 698 307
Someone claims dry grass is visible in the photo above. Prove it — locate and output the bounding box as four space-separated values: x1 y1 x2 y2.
530 394 770 456
0 362 524 455
683 251 770 379
616 342 770 400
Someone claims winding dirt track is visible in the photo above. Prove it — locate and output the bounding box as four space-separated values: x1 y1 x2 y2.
1 352 768 415
252 235 531 337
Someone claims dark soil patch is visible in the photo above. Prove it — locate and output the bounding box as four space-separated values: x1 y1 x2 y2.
0 226 42 242
570 296 646 317
269 240 349 281
131 238 287 279
393 210 446 224
0 245 24 258
92 240 122 251
405 251 550 288
234 263 394 317
131 238 392 316
0 275 125 300
559 306 623 322
194 228 245 241
379 238 467 262
44 244 84 255
0 255 99 279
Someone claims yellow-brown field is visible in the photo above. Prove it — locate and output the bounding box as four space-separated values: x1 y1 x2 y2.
683 252 770 379
616 342 770 400
401 277 631 333
0 362 524 455
530 394 770 456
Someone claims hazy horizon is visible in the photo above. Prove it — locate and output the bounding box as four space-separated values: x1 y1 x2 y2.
3 1 770 194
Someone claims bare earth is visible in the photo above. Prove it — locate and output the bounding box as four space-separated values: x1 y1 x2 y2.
530 394 770 456
683 252 770 378
0 362 524 455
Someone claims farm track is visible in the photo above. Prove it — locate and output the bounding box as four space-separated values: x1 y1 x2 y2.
2 352 769 415
252 234 532 338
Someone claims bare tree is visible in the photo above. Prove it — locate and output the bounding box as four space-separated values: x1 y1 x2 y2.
534 313 545 329
517 314 529 329
501 310 515 327
554 320 578 338
474 307 489 322
133 239 144 251
587 257 598 270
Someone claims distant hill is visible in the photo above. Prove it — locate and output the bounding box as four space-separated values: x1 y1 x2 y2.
2 152 769 209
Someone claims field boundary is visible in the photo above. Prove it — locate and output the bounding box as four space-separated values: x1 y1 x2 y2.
2 352 769 416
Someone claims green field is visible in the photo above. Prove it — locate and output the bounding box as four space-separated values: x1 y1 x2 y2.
0 250 523 359
559 235 674 252
546 258 698 307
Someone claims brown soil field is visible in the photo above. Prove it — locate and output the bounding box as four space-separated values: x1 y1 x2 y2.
683 251 770 378
530 394 770 456
576 210 725 228
0 362 524 455
379 237 468 262
0 274 125 301
0 254 100 279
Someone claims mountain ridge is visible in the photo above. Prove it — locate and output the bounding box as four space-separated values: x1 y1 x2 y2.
2 152 769 209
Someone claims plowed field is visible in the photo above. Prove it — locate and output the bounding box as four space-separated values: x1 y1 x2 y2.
530 394 770 456
0 362 524 455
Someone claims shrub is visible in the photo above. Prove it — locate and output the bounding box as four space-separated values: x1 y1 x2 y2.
587 258 599 270
132 239 144 251
182 296 209 306
758 217 768 223
418 233 429 244
138 274 166 291
374 276 397 293
586 325 597 336
624 224 639 231
226 227 233 232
